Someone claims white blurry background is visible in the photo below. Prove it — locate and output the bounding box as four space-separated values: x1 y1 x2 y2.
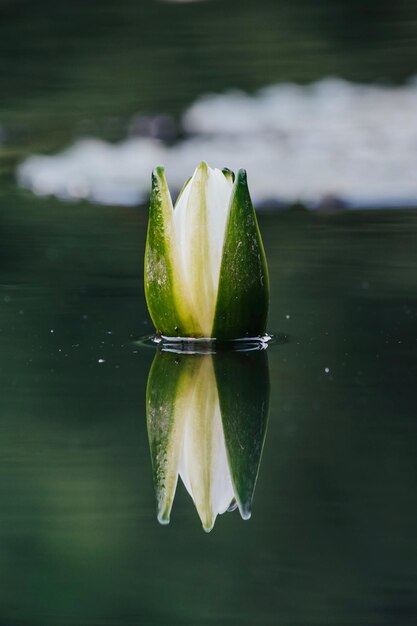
17 78 417 209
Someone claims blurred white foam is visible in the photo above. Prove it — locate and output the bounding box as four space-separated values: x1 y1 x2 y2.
17 78 417 208
18 138 166 206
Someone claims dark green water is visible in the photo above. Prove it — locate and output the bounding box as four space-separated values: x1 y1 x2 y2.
1 0 417 623
0 185 416 624
2 0 417 162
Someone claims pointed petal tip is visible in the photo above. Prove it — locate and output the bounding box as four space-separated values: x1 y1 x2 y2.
202 521 215 533
236 168 248 185
197 160 209 171
238 504 252 521
152 165 166 184
222 167 235 184
236 497 253 520
192 160 210 185
199 510 216 533
157 509 171 526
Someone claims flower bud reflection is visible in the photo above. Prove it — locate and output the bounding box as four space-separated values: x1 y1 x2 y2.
146 348 269 532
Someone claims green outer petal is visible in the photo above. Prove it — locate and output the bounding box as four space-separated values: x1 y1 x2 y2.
213 350 270 519
144 167 181 336
146 350 196 524
212 169 269 340
146 350 181 524
222 168 235 184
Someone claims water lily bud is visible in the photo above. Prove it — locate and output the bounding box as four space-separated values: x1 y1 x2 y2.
144 162 269 339
146 349 269 532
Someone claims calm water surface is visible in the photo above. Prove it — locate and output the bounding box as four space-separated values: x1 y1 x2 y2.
1 1 417 623
0 186 416 625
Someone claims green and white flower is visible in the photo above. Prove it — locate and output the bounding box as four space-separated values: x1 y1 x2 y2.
146 349 269 532
144 162 269 339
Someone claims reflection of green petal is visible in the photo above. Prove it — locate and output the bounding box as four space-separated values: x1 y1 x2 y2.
147 348 270 531
213 169 269 340
213 350 270 519
144 167 180 336
146 351 188 524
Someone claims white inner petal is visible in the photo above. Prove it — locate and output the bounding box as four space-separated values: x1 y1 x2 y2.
205 167 233 290
173 163 233 336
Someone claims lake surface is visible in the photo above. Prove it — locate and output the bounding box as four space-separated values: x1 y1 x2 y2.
1 0 417 623
0 184 416 625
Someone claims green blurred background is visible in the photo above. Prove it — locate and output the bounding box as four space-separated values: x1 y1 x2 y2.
2 0 417 163
0 1 417 624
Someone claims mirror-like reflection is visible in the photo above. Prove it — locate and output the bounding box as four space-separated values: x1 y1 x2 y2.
146 348 270 532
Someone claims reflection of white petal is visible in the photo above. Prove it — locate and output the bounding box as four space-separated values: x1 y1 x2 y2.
178 358 234 532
